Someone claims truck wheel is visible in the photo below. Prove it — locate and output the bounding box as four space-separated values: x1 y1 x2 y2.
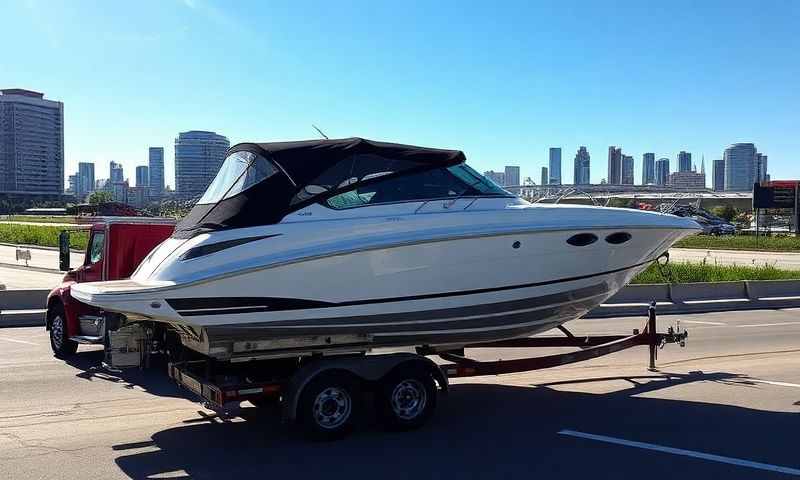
376 366 437 431
49 304 78 357
297 372 360 440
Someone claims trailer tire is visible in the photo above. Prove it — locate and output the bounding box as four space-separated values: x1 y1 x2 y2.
49 303 78 357
376 365 437 431
297 371 360 440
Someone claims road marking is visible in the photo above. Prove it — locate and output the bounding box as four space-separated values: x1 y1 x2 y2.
558 429 800 476
0 337 38 346
680 320 727 326
737 322 800 328
749 379 800 389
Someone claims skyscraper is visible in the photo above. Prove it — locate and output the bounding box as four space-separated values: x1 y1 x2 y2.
642 153 655 185
175 130 231 199
548 148 561 185
712 159 725 191
504 166 520 187
483 170 505 186
541 167 548 186
755 153 768 183
678 151 692 172
0 89 64 195
148 147 165 197
621 155 634 185
110 161 124 183
136 165 150 188
723 143 756 191
655 158 670 186
77 162 95 196
607 147 622 184
573 146 590 185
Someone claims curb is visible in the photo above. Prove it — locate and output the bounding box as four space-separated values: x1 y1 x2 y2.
0 242 84 254
0 262 65 275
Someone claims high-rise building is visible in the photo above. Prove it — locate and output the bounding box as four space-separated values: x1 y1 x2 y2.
67 174 78 195
678 151 692 172
573 146 590 185
712 159 725 191
0 89 64 195
77 162 95 196
668 171 706 189
175 131 230 199
148 147 165 197
655 158 670 186
621 155 634 185
607 147 622 184
755 153 768 183
483 170 505 186
110 161 124 183
504 166 520 187
548 148 561 185
541 167 548 186
642 153 655 185
136 165 150 188
723 143 757 191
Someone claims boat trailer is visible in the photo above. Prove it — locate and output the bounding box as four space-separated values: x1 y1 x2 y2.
439 302 688 378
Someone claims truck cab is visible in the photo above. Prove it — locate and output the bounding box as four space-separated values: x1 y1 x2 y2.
46 218 175 356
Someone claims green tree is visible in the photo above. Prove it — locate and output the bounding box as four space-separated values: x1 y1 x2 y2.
711 204 738 222
87 191 113 205
606 197 635 208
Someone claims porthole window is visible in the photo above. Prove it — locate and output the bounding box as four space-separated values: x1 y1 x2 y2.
567 233 598 247
605 232 632 244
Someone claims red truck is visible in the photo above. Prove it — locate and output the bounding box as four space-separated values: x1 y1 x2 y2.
46 218 175 356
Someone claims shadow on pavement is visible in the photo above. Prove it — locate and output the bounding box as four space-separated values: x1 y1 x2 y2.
114 371 800 480
64 349 191 400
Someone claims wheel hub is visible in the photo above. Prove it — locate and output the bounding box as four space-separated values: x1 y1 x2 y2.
391 379 427 420
312 387 352 429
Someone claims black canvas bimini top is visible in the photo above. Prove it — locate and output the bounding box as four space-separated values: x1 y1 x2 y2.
240 137 466 186
174 137 466 237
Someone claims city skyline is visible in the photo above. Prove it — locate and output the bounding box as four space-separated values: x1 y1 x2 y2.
2 2 797 190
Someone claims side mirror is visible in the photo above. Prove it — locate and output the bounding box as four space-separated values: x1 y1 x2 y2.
58 231 71 272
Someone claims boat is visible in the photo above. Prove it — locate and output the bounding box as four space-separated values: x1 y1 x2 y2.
70 138 700 359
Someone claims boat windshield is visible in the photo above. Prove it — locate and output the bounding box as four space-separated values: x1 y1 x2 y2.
325 163 512 209
448 164 510 195
197 151 279 204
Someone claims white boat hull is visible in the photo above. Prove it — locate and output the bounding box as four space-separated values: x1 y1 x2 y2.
72 201 698 357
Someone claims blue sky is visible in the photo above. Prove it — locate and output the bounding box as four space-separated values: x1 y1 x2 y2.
3 0 798 187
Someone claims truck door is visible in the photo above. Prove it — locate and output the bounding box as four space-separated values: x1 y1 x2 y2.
82 230 106 282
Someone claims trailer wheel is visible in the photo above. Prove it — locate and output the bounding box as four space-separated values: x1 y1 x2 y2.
49 304 78 357
376 365 437 431
297 372 360 440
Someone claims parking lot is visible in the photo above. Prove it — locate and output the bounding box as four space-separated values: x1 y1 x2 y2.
1 309 799 479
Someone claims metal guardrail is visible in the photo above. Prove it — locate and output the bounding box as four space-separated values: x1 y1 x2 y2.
586 279 800 318
0 289 49 327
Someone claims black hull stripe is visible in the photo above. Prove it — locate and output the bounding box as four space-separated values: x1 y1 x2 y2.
204 299 599 339
171 259 651 316
205 284 609 335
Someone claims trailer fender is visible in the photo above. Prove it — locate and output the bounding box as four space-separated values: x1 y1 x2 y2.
284 353 448 422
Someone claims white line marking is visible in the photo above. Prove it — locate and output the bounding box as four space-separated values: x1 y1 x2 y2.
558 430 800 476
737 322 800 328
750 379 800 389
680 320 727 326
0 337 38 346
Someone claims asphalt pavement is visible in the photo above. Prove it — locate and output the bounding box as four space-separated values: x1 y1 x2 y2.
1 309 799 479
